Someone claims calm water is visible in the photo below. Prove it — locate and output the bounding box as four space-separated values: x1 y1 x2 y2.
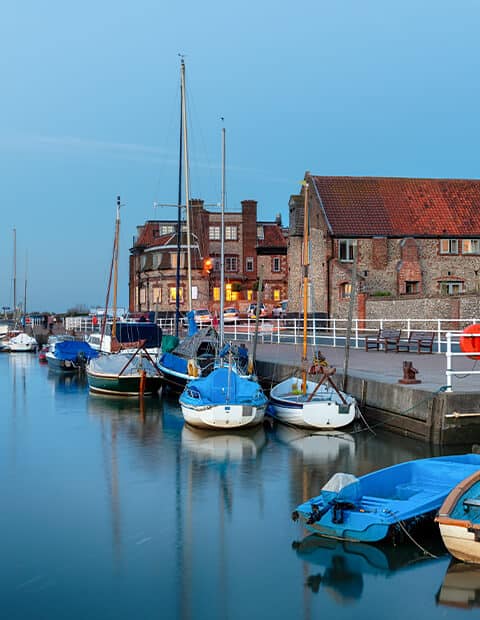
1 353 478 620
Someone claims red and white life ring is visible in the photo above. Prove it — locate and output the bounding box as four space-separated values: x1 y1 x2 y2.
460 324 480 360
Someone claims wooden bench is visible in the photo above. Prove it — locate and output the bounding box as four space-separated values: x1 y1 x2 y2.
398 331 434 354
365 328 402 352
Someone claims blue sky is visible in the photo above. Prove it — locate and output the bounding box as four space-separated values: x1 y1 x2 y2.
1 0 479 312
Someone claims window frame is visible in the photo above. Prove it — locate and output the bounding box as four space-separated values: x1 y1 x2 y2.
462 239 480 255
246 257 254 272
439 239 459 255
209 225 221 240
225 225 238 241
272 256 281 273
339 239 355 262
225 256 238 272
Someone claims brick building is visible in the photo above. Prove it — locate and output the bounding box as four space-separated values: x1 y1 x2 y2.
129 199 288 315
288 174 480 320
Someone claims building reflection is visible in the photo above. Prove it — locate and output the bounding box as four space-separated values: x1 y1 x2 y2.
436 560 480 609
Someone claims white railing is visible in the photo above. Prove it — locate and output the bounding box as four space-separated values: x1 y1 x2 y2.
445 331 480 393
65 315 478 352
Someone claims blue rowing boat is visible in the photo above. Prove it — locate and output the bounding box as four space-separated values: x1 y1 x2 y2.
293 454 480 543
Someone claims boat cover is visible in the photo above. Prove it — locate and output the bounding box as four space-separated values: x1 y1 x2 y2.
115 322 163 348
54 341 99 361
162 335 180 353
172 327 218 358
182 367 267 406
89 353 160 376
9 333 37 345
160 352 188 374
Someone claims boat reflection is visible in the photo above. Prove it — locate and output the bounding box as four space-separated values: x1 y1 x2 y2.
47 368 88 392
181 424 267 463
436 560 480 609
274 424 356 464
293 534 446 604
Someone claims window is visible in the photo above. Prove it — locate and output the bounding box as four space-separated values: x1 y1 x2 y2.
257 225 264 240
170 252 185 269
213 287 220 302
272 257 281 272
463 239 480 254
339 239 355 262
209 226 221 240
273 289 281 301
169 286 184 303
140 288 147 304
226 283 232 301
160 224 175 235
247 289 253 301
340 283 352 298
151 286 161 304
225 225 237 241
152 253 162 269
405 281 419 294
225 256 238 272
439 280 464 295
246 257 254 272
440 239 459 254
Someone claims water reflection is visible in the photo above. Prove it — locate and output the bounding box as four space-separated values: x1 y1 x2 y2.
182 424 267 463
436 560 480 609
47 368 88 392
274 425 355 464
294 534 446 604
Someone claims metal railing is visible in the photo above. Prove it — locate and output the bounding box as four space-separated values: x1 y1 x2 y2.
445 331 480 393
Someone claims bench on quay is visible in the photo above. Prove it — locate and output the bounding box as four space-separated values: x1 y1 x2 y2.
398 331 435 354
365 328 402 352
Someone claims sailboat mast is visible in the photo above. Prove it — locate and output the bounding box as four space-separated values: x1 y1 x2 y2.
24 252 28 318
219 126 226 350
112 196 121 339
301 183 309 393
13 227 17 318
175 60 184 338
181 59 193 312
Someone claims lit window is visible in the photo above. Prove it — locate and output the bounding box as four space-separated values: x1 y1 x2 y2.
463 239 480 255
140 288 147 304
151 286 161 304
209 226 221 240
440 239 459 254
225 256 238 272
169 286 184 303
225 226 237 241
272 257 281 272
247 290 253 300
340 283 352 298
246 257 254 272
213 287 220 302
339 240 355 262
439 280 463 295
273 289 281 301
226 283 232 301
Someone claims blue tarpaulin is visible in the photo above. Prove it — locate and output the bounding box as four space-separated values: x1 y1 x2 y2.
182 367 267 406
54 341 99 361
115 323 162 348
160 352 189 374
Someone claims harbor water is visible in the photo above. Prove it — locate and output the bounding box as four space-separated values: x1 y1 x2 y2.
1 353 478 619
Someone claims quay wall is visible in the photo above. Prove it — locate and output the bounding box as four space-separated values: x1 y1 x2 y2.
257 359 480 446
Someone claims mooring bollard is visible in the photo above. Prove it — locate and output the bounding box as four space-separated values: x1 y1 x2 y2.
398 361 421 384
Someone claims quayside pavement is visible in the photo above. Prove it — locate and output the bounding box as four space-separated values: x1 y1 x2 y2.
254 341 480 393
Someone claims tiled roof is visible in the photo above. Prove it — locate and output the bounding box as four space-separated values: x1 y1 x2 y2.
310 176 480 237
257 223 288 248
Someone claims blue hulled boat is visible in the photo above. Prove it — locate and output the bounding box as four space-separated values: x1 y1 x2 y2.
293 454 480 543
46 340 99 372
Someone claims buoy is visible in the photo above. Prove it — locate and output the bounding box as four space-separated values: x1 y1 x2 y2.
460 324 480 360
187 359 198 377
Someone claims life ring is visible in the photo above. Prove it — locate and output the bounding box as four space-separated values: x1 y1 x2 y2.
187 359 199 377
460 324 480 360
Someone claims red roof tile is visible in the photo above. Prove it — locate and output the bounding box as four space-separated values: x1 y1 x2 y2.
257 223 287 248
310 176 480 237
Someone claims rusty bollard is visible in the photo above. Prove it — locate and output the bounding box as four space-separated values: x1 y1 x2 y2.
398 361 421 384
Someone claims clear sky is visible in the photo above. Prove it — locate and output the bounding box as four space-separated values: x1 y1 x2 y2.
1 0 479 313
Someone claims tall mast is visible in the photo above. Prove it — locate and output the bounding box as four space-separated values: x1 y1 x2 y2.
301 182 309 394
175 59 184 338
219 125 226 350
13 227 16 318
112 196 121 340
24 252 28 318
181 59 193 312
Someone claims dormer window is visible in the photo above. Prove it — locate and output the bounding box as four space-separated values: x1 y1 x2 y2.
257 225 264 240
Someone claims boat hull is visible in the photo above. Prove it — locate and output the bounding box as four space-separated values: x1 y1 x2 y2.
269 377 356 429
46 354 79 373
436 470 480 563
87 369 162 397
180 402 266 430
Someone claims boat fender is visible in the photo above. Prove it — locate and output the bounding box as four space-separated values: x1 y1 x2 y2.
187 359 199 377
460 324 480 360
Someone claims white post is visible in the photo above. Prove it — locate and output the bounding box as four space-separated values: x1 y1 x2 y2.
437 319 442 354
445 331 453 392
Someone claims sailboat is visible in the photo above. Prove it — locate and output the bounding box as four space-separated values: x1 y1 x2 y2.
86 197 163 397
268 182 356 429
178 127 268 429
157 57 218 393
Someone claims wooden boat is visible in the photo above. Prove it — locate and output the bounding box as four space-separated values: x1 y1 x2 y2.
87 349 162 397
435 470 480 563
293 454 480 543
268 182 356 429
